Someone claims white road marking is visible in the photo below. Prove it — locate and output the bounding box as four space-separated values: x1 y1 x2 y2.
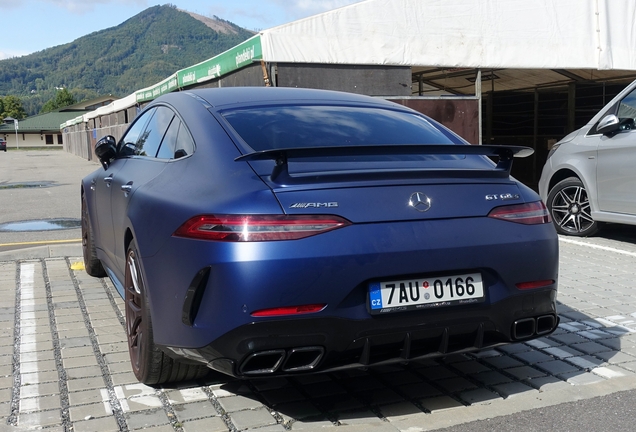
179 388 208 402
100 389 114 415
101 385 164 414
18 263 39 422
559 236 636 258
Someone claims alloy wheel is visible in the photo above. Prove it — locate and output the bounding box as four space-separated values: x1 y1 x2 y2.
125 250 144 373
549 184 595 234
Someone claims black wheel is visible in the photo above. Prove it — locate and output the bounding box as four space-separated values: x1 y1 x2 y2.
125 242 209 385
82 194 106 277
546 177 599 236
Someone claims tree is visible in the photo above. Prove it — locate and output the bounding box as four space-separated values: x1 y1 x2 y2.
1 96 27 120
40 88 76 113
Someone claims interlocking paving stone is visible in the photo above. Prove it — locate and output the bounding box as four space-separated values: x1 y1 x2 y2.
549 332 591 345
458 388 503 405
571 341 614 354
543 346 585 359
451 360 492 375
180 416 229 432
229 407 277 430
505 365 547 380
560 371 607 385
172 400 218 422
18 409 63 428
71 416 121 432
357 388 404 406
482 355 525 369
66 376 106 392
396 382 442 399
491 381 537 398
314 394 365 412
536 359 583 375
218 395 264 412
124 409 172 430
4 233 636 430
337 409 386 425
419 395 464 412
435 376 478 393
511 350 554 364
497 343 532 354
275 400 322 421
69 402 112 422
19 395 61 413
525 375 573 391
417 365 458 381
472 370 513 386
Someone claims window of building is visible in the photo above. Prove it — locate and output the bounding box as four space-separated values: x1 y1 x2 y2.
45 135 54 145
57 134 63 144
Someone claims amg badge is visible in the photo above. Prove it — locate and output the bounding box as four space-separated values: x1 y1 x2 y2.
290 202 339 209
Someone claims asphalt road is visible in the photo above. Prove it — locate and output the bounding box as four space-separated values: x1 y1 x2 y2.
0 149 99 253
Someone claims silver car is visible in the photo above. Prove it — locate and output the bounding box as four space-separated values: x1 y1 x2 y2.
539 79 636 236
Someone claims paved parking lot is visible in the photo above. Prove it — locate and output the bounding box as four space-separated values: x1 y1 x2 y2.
2 151 636 431
0 230 635 431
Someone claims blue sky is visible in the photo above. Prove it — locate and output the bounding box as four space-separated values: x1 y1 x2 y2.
0 0 364 59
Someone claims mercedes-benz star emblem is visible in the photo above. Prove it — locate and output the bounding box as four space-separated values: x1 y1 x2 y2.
409 192 432 212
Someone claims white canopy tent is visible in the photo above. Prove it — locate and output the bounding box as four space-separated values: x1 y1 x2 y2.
63 0 636 170
258 0 636 93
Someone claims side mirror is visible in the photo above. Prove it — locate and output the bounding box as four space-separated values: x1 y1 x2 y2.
95 135 117 169
597 114 621 136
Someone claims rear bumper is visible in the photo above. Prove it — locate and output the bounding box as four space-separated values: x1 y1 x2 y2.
160 287 558 378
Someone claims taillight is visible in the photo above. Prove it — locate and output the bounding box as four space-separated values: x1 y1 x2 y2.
173 214 351 242
488 201 551 225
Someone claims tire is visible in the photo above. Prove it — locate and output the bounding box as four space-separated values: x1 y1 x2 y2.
125 241 209 385
546 177 599 236
82 195 106 277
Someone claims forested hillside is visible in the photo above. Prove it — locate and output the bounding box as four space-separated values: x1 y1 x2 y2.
0 4 254 115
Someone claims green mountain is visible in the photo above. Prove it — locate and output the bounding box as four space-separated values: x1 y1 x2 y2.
0 4 254 115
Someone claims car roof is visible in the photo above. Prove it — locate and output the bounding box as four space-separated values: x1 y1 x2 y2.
158 87 404 111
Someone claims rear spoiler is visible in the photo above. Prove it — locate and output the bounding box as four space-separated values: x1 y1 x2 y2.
235 144 533 183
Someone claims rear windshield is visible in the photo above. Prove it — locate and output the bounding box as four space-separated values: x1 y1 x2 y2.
221 105 460 151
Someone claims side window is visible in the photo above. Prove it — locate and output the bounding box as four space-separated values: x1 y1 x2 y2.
118 108 156 156
156 118 195 160
135 106 175 158
175 124 195 158
156 117 180 159
617 88 636 122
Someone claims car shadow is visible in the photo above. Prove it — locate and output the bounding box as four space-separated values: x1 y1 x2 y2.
160 297 630 428
157 231 636 427
597 223 636 244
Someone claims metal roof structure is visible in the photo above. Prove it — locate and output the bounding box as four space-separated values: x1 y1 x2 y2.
65 0 636 124
0 111 86 133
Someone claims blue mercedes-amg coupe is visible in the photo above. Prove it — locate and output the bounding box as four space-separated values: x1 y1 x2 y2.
81 87 559 385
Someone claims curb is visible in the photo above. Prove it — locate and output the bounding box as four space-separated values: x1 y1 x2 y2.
0 243 82 262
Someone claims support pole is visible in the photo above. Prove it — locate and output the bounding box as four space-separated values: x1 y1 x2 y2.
533 88 539 186
476 69 482 145
14 120 19 150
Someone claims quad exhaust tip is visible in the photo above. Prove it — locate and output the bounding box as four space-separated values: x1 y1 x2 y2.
513 314 558 340
240 346 324 376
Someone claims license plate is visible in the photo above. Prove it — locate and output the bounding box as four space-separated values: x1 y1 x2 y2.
368 273 484 314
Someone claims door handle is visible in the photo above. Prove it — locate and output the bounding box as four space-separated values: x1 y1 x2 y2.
121 182 133 197
103 174 113 187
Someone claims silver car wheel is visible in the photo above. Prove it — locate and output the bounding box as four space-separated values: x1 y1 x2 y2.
547 178 598 236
